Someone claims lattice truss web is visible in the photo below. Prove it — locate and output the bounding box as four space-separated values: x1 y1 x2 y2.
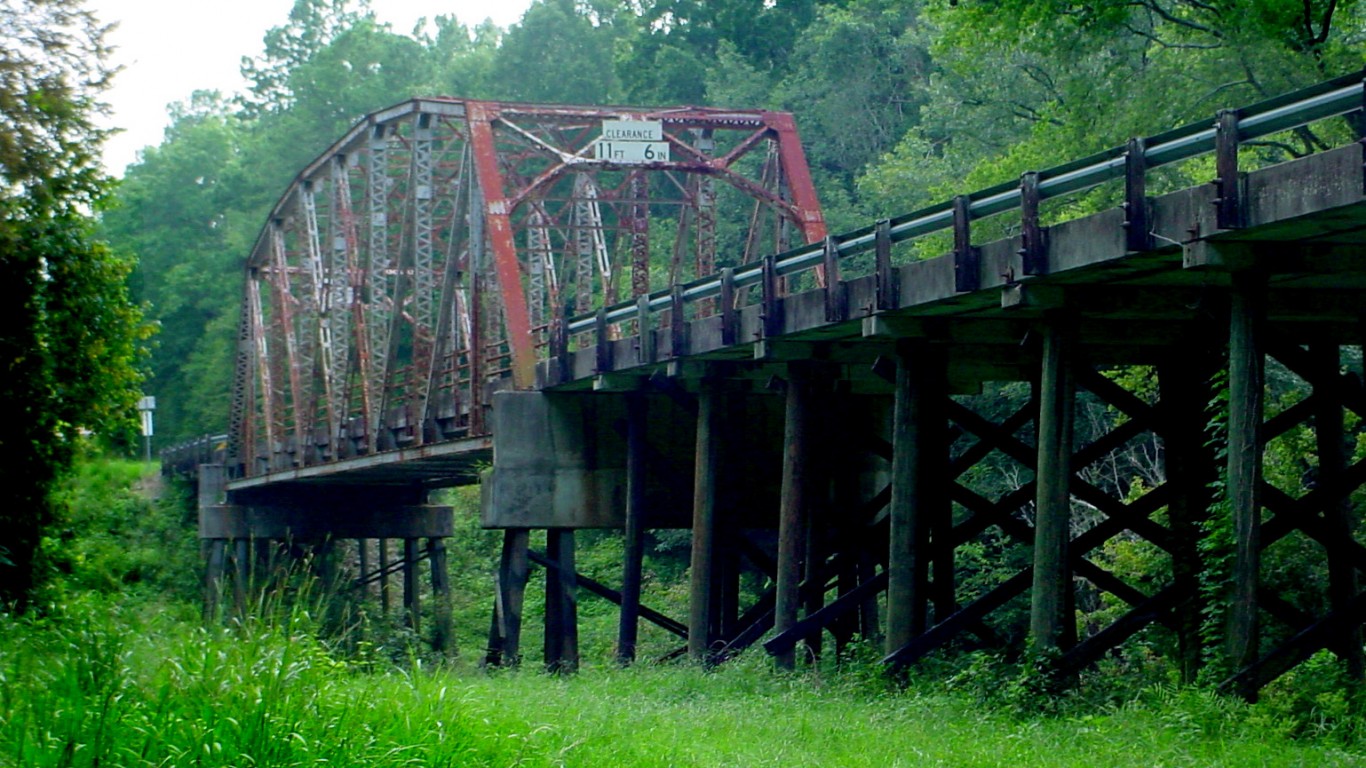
230 100 825 471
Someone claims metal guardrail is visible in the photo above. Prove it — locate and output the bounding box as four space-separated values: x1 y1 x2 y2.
160 434 229 476
566 70 1365 336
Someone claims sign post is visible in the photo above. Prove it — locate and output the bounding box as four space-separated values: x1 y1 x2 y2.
137 396 156 463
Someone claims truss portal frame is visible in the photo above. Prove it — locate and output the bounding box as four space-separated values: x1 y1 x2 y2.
227 99 825 476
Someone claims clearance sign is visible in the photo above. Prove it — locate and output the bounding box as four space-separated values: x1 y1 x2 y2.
595 120 670 164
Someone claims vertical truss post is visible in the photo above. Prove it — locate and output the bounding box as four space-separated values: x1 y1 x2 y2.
247 279 276 468
300 181 333 457
267 223 305 466
630 171 651 300
775 363 813 670
1226 271 1264 685
689 378 722 662
571 173 602 315
327 156 356 456
365 125 394 441
1031 312 1077 653
227 276 257 475
619 393 647 665
408 117 439 441
694 130 717 287
526 206 551 333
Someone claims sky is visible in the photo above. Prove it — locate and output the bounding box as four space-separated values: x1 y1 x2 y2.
85 0 533 175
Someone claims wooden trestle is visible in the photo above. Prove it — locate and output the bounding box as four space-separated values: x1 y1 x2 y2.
478 136 1366 696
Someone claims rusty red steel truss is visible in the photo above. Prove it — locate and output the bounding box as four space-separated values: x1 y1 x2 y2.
227 99 826 477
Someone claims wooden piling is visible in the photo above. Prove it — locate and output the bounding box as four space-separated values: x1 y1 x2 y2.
887 339 944 653
404 538 421 633
204 539 227 622
545 529 579 672
1226 272 1264 680
487 528 530 666
1160 352 1217 682
619 393 647 665
1311 342 1364 680
689 382 722 662
775 363 812 670
358 538 371 602
233 538 250 616
1031 315 1076 653
429 538 452 655
378 538 391 614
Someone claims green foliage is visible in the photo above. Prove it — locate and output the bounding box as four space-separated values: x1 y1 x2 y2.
0 0 150 608
5 597 1363 768
38 457 200 605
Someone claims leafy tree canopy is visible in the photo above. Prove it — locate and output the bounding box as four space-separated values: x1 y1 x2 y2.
0 0 149 608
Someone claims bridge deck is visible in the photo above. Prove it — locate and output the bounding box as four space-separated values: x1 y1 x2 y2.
548 143 1366 390
225 435 490 492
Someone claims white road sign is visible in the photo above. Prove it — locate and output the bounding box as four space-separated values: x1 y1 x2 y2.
595 140 670 163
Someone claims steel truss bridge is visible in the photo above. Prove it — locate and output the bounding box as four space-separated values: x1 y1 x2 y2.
177 72 1366 696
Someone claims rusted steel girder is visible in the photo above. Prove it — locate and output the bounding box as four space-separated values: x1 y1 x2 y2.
227 98 824 478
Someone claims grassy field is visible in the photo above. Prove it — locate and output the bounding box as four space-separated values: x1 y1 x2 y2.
2 598 1363 767
4 457 1365 767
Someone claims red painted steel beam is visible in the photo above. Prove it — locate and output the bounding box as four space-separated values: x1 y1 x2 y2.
764 111 826 245
467 101 537 389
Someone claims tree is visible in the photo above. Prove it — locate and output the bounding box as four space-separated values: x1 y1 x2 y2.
860 0 1366 214
0 0 148 608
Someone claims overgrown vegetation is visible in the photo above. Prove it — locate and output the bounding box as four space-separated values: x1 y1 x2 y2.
0 0 149 609
5 600 1362 767
6 456 1364 766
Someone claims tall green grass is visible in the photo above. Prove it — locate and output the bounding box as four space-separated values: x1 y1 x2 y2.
3 600 1362 767
6 457 1364 767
